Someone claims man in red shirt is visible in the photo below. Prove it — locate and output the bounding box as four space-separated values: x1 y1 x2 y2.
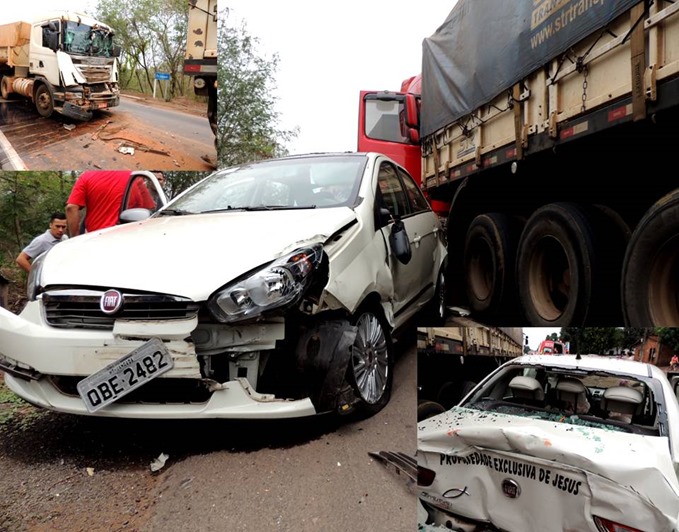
66 170 133 236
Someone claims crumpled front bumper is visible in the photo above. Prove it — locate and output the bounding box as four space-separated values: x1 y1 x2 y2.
0 303 316 419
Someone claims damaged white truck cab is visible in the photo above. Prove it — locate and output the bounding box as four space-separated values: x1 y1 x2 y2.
0 153 447 420
0 11 120 120
417 355 679 531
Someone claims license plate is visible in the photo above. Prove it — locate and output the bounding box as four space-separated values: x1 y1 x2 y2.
77 338 173 413
97 102 108 109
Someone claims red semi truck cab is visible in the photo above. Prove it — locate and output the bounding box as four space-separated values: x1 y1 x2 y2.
357 76 450 218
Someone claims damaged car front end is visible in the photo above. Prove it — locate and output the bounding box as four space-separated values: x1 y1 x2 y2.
1 153 447 420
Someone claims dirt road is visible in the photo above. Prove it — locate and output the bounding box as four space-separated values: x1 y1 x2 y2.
0 93 217 172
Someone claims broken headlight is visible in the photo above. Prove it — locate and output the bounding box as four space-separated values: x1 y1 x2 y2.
27 252 46 301
208 244 323 323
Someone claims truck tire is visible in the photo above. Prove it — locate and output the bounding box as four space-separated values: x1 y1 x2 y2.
464 213 521 319
423 262 448 325
516 202 625 325
34 84 54 118
622 189 679 325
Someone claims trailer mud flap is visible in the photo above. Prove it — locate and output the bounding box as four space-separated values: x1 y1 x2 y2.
295 320 357 413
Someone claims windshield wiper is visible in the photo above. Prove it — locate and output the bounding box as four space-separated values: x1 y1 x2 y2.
198 205 318 214
243 205 317 211
157 208 193 216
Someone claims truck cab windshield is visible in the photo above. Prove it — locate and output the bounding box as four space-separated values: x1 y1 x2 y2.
63 21 115 57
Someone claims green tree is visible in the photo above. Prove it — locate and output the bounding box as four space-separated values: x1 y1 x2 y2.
657 327 679 352
217 8 298 167
0 172 76 270
95 0 189 98
560 327 624 354
162 170 211 199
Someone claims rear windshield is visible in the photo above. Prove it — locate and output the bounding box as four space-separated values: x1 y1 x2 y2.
463 364 661 436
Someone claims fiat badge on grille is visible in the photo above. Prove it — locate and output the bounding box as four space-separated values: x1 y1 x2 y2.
100 289 123 314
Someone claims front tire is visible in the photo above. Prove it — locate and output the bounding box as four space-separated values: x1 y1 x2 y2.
34 84 54 118
347 307 394 418
622 189 679 326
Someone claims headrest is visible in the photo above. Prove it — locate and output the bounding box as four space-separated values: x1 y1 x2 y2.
603 386 642 404
601 386 643 417
509 376 544 401
556 377 586 394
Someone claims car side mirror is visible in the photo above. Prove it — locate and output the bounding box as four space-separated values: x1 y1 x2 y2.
119 207 152 224
389 219 412 265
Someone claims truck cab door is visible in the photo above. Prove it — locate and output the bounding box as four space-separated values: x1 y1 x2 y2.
119 171 168 224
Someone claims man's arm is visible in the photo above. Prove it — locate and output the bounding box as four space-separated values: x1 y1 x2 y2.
66 203 82 237
16 251 32 273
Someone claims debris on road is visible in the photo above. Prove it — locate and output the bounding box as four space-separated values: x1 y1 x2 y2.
63 124 76 131
150 453 169 472
118 146 135 155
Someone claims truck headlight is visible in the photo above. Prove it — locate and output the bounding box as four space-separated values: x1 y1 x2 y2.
208 245 323 323
26 252 46 301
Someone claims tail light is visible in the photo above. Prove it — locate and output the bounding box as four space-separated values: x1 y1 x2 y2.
418 465 436 487
594 516 643 532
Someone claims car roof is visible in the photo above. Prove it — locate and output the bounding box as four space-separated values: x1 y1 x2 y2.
506 354 659 379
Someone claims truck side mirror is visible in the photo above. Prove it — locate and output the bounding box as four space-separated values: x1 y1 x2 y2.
46 32 59 52
404 93 420 129
112 45 121 58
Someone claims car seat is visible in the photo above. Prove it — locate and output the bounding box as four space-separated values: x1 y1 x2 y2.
600 386 643 423
555 377 589 414
508 375 545 407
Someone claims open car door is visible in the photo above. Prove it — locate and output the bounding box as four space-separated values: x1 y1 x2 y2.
119 171 168 223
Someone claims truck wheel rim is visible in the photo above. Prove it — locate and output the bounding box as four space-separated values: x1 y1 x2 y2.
352 313 389 404
528 236 570 321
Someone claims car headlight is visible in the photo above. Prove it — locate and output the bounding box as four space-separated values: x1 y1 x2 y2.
208 244 323 323
26 252 46 301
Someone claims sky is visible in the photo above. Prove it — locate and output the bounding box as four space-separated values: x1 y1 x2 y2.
226 0 457 155
524 328 562 351
1 1 457 155
0 1 97 24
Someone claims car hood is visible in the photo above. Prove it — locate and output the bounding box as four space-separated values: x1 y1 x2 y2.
41 208 357 301
418 407 679 530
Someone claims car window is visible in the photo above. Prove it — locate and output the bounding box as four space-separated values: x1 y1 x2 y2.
378 163 410 217
397 167 430 213
463 364 660 435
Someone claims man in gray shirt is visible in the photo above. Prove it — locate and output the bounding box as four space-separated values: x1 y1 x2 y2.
16 212 68 273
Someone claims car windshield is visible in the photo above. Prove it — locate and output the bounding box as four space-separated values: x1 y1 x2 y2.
462 364 661 436
166 156 367 214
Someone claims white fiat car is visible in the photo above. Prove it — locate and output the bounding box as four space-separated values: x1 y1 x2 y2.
417 354 679 531
0 153 447 419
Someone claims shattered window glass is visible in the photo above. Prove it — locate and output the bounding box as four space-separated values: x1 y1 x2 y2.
463 364 660 435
